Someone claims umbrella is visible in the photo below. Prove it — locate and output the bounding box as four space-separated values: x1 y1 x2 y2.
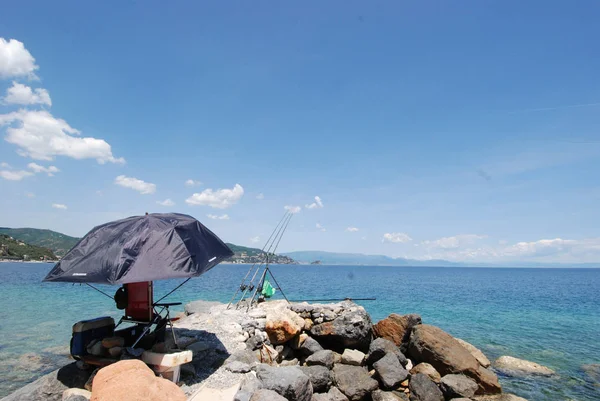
43 213 233 285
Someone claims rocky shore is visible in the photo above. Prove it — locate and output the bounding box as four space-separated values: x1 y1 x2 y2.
3 299 553 401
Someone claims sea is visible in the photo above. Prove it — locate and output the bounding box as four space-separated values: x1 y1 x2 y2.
0 262 599 400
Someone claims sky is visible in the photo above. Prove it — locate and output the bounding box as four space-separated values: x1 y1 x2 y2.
1 1 599 264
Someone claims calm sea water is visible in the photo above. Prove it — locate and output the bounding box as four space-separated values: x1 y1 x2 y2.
0 262 599 400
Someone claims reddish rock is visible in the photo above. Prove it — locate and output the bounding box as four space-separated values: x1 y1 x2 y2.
372 314 421 346
265 309 305 345
407 325 501 395
90 360 186 401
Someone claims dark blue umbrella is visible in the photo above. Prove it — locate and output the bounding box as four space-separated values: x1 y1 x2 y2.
43 213 233 285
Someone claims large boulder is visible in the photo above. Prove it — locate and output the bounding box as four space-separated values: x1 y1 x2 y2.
341 349 365 366
310 302 373 352
265 308 306 345
250 389 288 401
373 353 409 389
90 360 185 401
333 364 379 401
300 365 332 393
373 314 421 346
256 364 313 401
299 337 325 355
493 356 555 376
439 374 478 399
408 373 444 401
456 339 491 368
407 325 501 395
410 363 441 383
473 395 529 401
306 350 335 369
366 338 407 367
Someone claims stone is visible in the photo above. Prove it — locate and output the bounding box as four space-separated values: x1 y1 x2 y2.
372 390 410 401
90 359 186 401
85 369 99 392
281 358 300 366
373 314 422 346
299 337 325 355
184 300 222 315
373 353 409 389
367 338 408 367
250 389 288 401
306 350 335 369
239 372 263 394
408 325 501 395
291 333 310 349
300 365 333 392
405 359 413 371
456 339 491 368
256 364 313 401
493 356 555 376
310 302 373 352
582 364 600 386
101 337 124 349
341 349 365 366
107 347 122 358
246 335 265 351
440 374 478 399
305 318 314 331
265 308 306 345
408 373 444 401
312 386 351 401
228 349 260 366
226 361 253 373
333 364 379 401
473 395 529 401
410 363 441 383
62 388 91 401
87 341 105 357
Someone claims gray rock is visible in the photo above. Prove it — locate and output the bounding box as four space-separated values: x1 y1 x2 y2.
281 358 300 366
409 373 444 401
341 349 365 366
448 399 472 401
310 302 373 352
367 338 408 367
493 356 555 376
184 300 223 315
228 349 260 365
226 361 253 373
372 390 410 401
327 387 351 401
256 364 313 401
300 365 333 393
333 364 379 401
582 363 600 385
62 388 91 401
299 337 325 355
234 391 252 401
306 350 335 369
373 353 409 389
246 335 265 350
440 374 478 399
235 371 263 401
250 389 288 401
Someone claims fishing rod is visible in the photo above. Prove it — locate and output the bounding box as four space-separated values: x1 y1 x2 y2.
288 297 377 302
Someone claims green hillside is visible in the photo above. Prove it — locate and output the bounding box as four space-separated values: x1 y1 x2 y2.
0 234 57 261
0 228 79 257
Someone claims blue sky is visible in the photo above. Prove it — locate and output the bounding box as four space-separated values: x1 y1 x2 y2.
1 1 599 263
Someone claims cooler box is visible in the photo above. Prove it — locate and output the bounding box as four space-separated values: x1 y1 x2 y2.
71 316 115 359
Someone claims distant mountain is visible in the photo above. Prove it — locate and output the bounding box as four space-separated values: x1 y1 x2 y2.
283 250 459 267
0 228 79 257
0 234 57 261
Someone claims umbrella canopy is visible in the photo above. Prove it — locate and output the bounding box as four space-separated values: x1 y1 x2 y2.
43 213 233 285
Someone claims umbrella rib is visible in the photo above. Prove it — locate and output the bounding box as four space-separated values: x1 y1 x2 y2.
85 283 114 300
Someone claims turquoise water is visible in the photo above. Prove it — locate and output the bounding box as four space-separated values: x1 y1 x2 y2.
0 262 599 400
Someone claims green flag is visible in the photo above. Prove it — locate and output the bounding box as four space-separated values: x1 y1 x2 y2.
261 279 276 298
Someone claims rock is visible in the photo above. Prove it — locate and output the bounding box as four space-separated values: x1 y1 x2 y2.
291 333 310 350
62 388 91 401
310 302 373 352
367 338 408 367
250 389 288 401
473 395 528 401
410 363 441 383
408 373 444 401
239 372 263 394
312 386 352 401
87 341 105 357
341 349 365 366
300 365 333 392
228 349 260 366
408 325 501 395
405 359 413 371
184 300 222 315
281 358 300 366
258 344 279 365
256 364 313 401
333 364 379 401
493 356 555 376
373 314 422 346
265 308 306 345
305 318 314 331
84 369 99 392
456 339 491 368
440 374 478 399
246 335 265 351
101 337 124 349
372 389 410 401
226 361 253 373
299 337 325 355
107 347 122 358
448 399 472 401
373 353 409 389
306 350 335 369
90 359 186 401
582 364 600 386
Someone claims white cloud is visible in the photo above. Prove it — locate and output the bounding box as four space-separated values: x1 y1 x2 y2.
185 179 202 187
186 184 244 209
346 227 359 232
284 205 302 214
316 223 326 232
1 162 10 168
27 162 59 176
156 198 175 207
0 169 33 181
0 38 39 79
250 236 260 244
52 203 67 210
305 195 324 209
256 193 264 200
25 192 35 198
0 109 124 164
114 175 156 194
207 214 230 220
3 82 51 106
382 232 413 243
421 234 487 250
